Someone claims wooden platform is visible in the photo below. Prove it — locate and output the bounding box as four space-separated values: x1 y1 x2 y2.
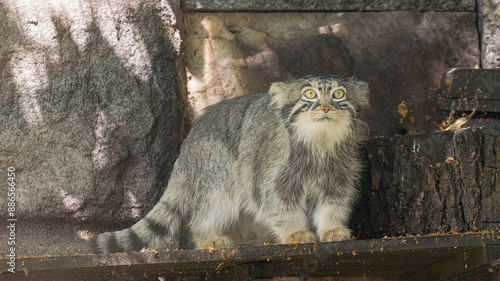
1 233 499 280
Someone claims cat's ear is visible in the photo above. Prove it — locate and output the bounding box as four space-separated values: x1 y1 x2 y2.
269 81 293 108
349 79 370 108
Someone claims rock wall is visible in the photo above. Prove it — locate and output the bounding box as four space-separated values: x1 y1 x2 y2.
478 0 500 68
182 11 479 136
0 0 184 256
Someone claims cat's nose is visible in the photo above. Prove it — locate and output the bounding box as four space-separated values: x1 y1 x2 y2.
322 106 331 113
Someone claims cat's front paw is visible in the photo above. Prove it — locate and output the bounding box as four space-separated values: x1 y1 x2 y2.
285 230 316 243
321 227 352 242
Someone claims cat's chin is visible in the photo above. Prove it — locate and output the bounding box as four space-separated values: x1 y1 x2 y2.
292 113 353 155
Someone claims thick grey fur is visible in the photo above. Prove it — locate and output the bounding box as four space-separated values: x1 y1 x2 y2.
90 75 369 253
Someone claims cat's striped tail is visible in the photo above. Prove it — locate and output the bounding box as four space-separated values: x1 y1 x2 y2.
90 201 182 253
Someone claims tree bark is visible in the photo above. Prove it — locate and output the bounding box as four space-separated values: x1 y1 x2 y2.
352 125 500 238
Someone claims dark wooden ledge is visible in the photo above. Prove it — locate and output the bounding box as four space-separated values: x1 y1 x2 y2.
1 232 499 280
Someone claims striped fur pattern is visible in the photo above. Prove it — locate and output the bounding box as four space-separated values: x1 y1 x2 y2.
90 75 369 253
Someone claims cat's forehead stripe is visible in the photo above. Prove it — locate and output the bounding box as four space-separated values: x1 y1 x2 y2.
301 79 340 91
301 82 312 88
327 80 340 88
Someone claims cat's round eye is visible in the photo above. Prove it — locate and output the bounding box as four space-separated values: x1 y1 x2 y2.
333 88 345 99
303 89 317 99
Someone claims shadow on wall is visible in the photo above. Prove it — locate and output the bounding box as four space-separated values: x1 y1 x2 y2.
182 12 480 136
183 14 353 120
0 0 183 256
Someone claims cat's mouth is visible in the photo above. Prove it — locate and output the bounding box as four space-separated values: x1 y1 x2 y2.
306 110 348 123
309 111 338 121
309 115 339 123
317 116 333 122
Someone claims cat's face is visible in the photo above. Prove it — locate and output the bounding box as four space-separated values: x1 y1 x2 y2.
270 76 369 149
290 78 357 124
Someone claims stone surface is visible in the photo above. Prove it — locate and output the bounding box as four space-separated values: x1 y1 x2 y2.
478 0 500 68
0 0 183 256
182 12 479 136
185 0 476 12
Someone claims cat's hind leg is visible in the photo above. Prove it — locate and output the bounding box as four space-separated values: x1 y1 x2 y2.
193 235 234 249
188 194 239 248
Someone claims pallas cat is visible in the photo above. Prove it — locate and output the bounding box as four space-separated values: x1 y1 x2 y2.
91 75 369 253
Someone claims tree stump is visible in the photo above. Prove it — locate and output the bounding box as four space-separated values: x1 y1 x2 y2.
352 125 500 238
